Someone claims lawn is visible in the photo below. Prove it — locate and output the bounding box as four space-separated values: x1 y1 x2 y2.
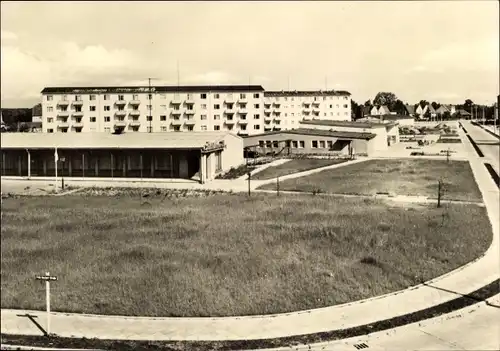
258 159 482 202
0 193 492 317
251 158 348 180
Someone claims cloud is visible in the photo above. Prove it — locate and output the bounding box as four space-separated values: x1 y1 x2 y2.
1 41 150 103
1 30 18 41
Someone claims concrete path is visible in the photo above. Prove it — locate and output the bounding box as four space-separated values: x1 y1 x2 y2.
1 130 499 342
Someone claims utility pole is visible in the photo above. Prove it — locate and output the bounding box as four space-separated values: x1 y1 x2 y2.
437 179 442 208
147 77 159 133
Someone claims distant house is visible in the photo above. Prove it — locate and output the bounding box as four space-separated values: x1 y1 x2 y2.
436 104 456 115
404 104 415 116
415 104 428 117
360 114 415 127
456 109 472 118
32 103 42 123
370 106 379 116
427 105 437 118
368 105 392 116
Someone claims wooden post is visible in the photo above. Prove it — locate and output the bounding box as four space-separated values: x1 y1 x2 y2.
437 180 442 208
110 152 114 178
277 176 280 196
248 171 251 196
82 153 85 178
26 150 31 178
140 153 143 179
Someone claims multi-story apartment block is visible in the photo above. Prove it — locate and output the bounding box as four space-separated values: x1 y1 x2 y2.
40 85 351 135
263 91 352 132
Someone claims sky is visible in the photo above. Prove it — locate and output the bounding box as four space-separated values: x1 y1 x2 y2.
1 1 498 108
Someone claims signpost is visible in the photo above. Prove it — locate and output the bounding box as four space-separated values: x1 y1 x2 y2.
35 272 58 335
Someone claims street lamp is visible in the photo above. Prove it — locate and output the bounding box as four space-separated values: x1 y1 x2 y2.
60 157 66 190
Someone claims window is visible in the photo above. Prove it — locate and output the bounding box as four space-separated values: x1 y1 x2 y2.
312 140 318 148
201 104 207 109
187 93 193 100
291 113 295 117
47 106 53 112
173 106 180 111
172 126 180 132
160 94 166 99
89 106 96 111
187 105 194 111
148 94 153 100
240 125 247 131
327 140 333 149
104 95 110 100
104 106 110 111
285 113 288 117
240 93 246 99
319 140 325 148
254 104 260 108
47 95 53 101
273 141 279 148
47 118 53 123
324 113 326 116
187 125 194 131
133 94 139 100
147 126 153 132
254 125 260 130
323 97 326 101
330 112 334 116
215 151 222 171
330 104 333 108
160 104 167 110
104 127 111 133
336 104 339 108
160 115 167 121
161 126 168 132
201 114 207 120
299 141 305 148
292 140 298 148
90 117 96 122
90 95 96 101
214 104 220 109
291 97 294 101
47 128 54 133
201 93 207 99
343 104 348 108
253 93 260 98
266 141 272 148
201 125 207 131
345 112 349 115
214 125 220 131
214 93 220 99
214 115 220 120
118 95 125 101
259 140 265 147
147 105 152 110
104 116 111 122
254 114 260 119
146 116 152 121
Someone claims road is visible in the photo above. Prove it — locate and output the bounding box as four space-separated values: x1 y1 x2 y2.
262 294 500 351
463 120 500 173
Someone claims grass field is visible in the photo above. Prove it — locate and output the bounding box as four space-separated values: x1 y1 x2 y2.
258 159 482 202
251 159 348 180
0 192 492 317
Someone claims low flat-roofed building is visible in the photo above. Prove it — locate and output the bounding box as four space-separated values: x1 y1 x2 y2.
299 119 399 152
0 131 243 183
243 128 377 157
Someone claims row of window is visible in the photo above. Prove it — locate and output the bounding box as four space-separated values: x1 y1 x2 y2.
45 124 259 133
46 93 261 102
258 140 335 149
265 96 349 102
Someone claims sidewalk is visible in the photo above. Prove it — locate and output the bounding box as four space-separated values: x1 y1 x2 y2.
1 148 499 341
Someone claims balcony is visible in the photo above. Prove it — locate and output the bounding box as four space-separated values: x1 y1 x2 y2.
114 120 127 128
225 108 235 115
185 96 195 104
57 121 69 128
171 119 182 126
171 110 182 116
171 96 182 105
129 120 141 127
115 110 127 117
303 102 311 108
237 109 248 115
185 109 195 115
312 107 320 113
57 111 70 117
72 111 84 117
224 119 235 125
115 100 127 106
129 110 140 116
273 101 281 106
273 110 282 115
225 95 236 103
238 96 248 102
184 119 196 125
57 100 69 106
129 100 141 106
238 120 248 125
312 101 320 107
264 127 272 132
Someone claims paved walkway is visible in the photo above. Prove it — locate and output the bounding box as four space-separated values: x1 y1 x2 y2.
1 131 499 341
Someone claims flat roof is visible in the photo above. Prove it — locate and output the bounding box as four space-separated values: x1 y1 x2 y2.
0 132 239 150
300 119 396 129
244 128 376 140
264 90 351 97
41 85 265 94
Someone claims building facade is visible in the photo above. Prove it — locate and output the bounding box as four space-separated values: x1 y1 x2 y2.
40 86 351 136
262 90 352 132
